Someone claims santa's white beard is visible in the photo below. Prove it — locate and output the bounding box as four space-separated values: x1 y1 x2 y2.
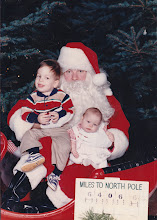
60 73 114 127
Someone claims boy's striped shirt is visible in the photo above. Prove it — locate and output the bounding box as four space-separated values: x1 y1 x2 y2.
21 88 74 123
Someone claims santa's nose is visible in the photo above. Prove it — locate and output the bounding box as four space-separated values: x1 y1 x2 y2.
72 71 78 81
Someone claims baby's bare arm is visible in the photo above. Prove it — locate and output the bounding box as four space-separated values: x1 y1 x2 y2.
71 140 79 158
106 130 115 143
103 125 115 142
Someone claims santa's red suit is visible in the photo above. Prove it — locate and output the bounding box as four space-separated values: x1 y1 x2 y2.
6 43 156 209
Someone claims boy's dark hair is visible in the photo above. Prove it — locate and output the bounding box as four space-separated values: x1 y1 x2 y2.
38 59 61 80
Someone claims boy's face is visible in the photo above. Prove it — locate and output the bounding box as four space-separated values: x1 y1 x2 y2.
81 112 101 133
35 66 59 96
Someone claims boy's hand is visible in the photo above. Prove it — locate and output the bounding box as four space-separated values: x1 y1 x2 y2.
49 111 59 123
38 112 51 125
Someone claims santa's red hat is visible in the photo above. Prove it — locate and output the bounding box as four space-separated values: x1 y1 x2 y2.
58 42 107 86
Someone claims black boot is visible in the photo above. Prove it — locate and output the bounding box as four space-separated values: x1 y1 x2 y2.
18 181 57 213
18 195 57 213
1 171 31 212
33 194 57 213
2 171 24 204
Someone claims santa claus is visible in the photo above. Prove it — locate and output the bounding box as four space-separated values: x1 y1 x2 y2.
2 42 130 212
46 42 130 208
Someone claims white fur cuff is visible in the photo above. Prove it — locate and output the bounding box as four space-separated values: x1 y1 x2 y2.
107 128 129 160
9 108 34 141
41 112 73 129
46 185 72 208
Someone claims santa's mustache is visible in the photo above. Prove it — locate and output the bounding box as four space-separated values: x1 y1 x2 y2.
60 72 93 93
62 81 89 94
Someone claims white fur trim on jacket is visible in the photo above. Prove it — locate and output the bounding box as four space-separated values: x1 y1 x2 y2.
40 112 73 129
46 184 72 208
104 88 113 96
107 128 129 160
13 153 47 190
9 108 34 141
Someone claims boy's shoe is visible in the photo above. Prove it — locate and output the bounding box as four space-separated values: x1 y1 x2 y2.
21 153 45 172
47 173 60 191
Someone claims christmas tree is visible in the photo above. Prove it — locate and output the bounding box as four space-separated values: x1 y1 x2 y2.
107 0 157 120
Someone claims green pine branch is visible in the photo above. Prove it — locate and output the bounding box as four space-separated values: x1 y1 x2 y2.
81 209 116 220
110 0 157 23
108 26 157 56
2 1 66 33
1 1 66 60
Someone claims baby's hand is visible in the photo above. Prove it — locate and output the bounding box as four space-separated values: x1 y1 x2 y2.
72 149 79 158
38 112 51 125
49 111 59 123
105 130 115 143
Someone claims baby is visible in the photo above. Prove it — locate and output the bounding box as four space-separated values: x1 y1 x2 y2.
68 107 114 169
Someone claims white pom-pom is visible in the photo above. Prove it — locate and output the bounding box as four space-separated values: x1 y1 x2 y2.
92 73 107 86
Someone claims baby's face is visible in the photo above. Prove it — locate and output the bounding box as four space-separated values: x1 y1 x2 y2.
81 112 101 133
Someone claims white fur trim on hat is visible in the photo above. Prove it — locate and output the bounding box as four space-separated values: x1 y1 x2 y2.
13 153 47 190
58 46 94 73
46 184 72 208
107 128 129 160
92 72 107 86
9 108 34 141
